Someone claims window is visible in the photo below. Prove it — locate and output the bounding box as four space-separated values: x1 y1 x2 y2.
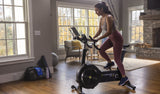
58 7 73 47
57 3 99 48
129 6 144 43
88 10 99 37
0 0 32 62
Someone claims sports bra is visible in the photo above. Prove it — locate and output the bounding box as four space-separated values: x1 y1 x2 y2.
101 16 116 34
101 17 107 34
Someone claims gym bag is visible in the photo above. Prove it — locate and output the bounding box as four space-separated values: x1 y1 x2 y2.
24 66 45 81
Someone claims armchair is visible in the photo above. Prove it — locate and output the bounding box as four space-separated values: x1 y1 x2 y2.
64 40 82 63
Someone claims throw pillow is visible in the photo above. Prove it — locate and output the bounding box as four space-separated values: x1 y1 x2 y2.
72 40 82 50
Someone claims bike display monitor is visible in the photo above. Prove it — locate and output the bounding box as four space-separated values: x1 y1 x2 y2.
70 26 80 37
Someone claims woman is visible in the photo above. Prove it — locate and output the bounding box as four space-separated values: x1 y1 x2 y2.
93 2 128 86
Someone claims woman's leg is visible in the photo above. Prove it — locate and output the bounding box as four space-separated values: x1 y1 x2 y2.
113 44 129 85
99 39 113 62
113 43 125 76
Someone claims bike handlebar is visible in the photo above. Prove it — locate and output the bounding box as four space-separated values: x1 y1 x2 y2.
74 34 100 50
89 36 101 50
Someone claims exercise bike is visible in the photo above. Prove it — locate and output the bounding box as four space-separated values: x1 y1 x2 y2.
70 26 136 94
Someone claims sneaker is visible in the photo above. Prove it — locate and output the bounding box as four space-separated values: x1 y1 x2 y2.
119 76 129 86
104 61 115 69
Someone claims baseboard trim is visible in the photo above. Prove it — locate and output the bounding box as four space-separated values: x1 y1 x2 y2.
0 71 24 84
0 66 54 84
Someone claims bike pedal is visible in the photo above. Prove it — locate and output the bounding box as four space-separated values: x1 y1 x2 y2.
104 67 112 70
122 81 129 86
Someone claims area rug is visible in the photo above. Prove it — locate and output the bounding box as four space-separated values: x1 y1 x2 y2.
92 58 160 71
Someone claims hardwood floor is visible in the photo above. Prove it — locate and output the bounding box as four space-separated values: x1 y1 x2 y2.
0 53 160 94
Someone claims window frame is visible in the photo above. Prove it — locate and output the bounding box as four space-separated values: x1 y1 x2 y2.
0 0 34 65
56 1 99 49
128 5 144 44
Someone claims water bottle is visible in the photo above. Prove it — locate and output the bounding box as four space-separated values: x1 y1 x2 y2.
46 67 49 79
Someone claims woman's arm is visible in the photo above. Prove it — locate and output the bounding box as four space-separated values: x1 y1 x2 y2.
93 18 102 39
97 15 114 40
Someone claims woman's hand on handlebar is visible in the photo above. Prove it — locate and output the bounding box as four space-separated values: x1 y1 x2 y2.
93 38 98 42
88 35 101 50
89 36 98 42
93 36 100 42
